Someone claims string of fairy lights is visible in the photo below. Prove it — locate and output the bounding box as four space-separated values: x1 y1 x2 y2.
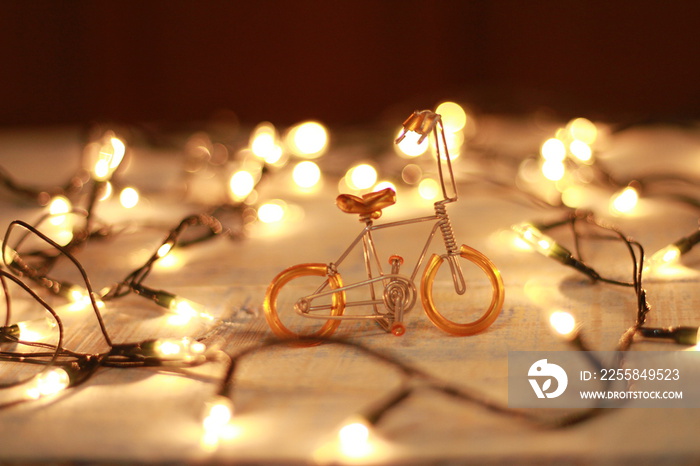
0 102 698 460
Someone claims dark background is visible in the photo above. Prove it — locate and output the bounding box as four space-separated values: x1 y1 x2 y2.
1 1 699 128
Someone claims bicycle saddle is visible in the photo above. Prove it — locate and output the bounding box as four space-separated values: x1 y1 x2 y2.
336 187 396 219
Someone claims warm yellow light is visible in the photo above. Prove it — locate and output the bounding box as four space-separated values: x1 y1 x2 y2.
338 421 372 459
156 242 173 259
152 337 207 362
202 396 234 433
287 121 328 158
418 178 440 200
569 140 593 163
436 101 467 133
250 123 283 164
98 181 113 201
442 130 463 160
567 118 598 144
395 128 429 157
93 135 126 181
609 186 639 215
561 185 587 208
541 138 566 162
373 181 396 193
168 296 212 322
155 252 183 272
541 160 565 181
119 187 139 209
511 222 559 257
647 245 681 270
257 200 287 223
26 368 69 399
16 317 57 341
48 196 72 226
229 170 256 201
346 164 378 190
550 311 576 337
292 161 321 189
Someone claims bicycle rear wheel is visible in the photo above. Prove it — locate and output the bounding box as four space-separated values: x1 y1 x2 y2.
263 263 345 341
420 245 504 336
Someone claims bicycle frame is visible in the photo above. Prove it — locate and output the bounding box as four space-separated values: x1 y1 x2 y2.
294 202 467 327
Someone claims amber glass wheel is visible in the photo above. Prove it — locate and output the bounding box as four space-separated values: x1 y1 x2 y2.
264 263 345 341
421 245 504 336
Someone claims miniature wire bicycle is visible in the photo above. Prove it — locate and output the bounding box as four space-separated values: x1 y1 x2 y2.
264 110 505 339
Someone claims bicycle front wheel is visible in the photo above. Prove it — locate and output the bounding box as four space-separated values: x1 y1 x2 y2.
421 245 505 336
263 263 345 341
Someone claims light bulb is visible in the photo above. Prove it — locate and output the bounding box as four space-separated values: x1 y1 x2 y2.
91 134 126 182
168 296 213 322
257 200 287 224
395 128 429 157
609 186 639 215
292 161 321 189
250 122 283 164
540 138 566 162
647 245 681 270
646 230 700 271
202 395 234 434
156 242 174 259
25 367 70 399
512 223 561 258
48 196 72 226
345 164 378 191
119 187 140 209
286 121 329 158
229 170 256 201
338 419 372 459
549 311 576 337
17 316 57 341
148 337 207 363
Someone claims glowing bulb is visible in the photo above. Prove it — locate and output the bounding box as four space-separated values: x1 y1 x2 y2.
5 316 57 342
168 296 212 321
229 170 256 202
511 223 560 257
395 128 429 157
373 181 396 193
541 138 566 162
550 311 576 337
541 160 565 181
257 200 287 223
338 420 372 459
156 242 174 259
202 396 234 433
292 161 321 189
609 186 638 215
569 140 593 163
120 187 139 209
26 368 70 399
48 196 72 226
435 101 467 133
287 121 328 158
345 164 377 190
647 245 681 270
418 178 440 200
150 337 207 362
3 245 20 268
567 118 598 144
250 122 283 164
92 135 126 181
